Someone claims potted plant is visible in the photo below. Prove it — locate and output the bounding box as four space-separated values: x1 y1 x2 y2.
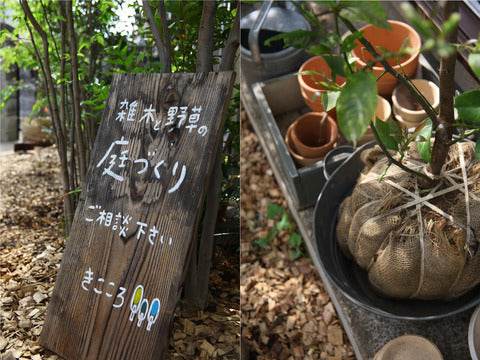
271 0 480 316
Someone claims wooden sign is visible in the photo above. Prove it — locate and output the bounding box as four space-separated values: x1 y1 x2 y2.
40 72 234 359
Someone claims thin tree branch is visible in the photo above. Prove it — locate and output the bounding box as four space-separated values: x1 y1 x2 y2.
20 0 73 231
143 0 171 72
219 5 239 71
58 2 67 151
158 0 171 72
196 0 216 72
65 0 87 182
40 0 61 62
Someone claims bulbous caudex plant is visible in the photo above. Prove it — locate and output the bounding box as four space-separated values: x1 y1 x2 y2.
269 0 480 185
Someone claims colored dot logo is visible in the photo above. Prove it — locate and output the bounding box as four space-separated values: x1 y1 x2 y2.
129 285 144 321
147 298 160 331
129 284 160 331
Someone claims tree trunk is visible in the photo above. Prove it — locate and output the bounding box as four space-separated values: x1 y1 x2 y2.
65 1 87 183
196 1 216 72
430 1 459 175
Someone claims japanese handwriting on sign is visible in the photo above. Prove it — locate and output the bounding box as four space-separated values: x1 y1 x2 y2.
114 99 208 137
95 137 187 193
85 205 174 246
81 270 160 331
81 268 126 308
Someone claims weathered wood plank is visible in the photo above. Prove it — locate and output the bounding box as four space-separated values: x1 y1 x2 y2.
40 72 235 360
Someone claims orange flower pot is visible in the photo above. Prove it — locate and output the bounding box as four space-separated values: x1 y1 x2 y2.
352 20 421 96
289 112 338 158
298 56 345 113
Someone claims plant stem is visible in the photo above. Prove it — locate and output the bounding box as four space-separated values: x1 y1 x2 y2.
370 121 431 181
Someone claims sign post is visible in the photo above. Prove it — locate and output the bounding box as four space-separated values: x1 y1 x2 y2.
40 72 235 359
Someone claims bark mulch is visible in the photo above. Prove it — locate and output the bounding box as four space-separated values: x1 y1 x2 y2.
240 110 355 360
0 146 239 360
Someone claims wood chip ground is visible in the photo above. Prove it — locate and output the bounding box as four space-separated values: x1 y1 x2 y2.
0 146 239 359
240 110 355 360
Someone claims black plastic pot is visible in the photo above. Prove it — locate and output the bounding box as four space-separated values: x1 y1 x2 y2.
313 141 480 320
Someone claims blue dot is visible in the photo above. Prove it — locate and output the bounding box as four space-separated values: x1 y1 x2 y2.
151 300 159 316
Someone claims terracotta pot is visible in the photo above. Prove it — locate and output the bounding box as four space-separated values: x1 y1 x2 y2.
285 125 323 167
289 112 338 158
358 95 392 145
392 79 439 128
352 20 421 96
298 56 345 112
374 335 443 360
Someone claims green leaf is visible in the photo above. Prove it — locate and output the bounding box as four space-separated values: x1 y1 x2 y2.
308 42 333 56
340 33 360 54
322 55 346 78
337 72 378 146
454 90 480 123
374 115 398 151
340 1 391 30
264 29 318 49
289 232 302 248
254 237 269 249
416 119 433 163
475 138 480 160
125 51 135 69
292 249 303 260
266 203 283 220
441 12 460 37
387 117 404 143
468 53 480 79
321 91 340 112
276 213 292 231
96 34 105 47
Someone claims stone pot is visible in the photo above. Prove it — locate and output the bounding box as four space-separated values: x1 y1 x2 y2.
298 56 345 112
289 112 338 158
352 20 421 96
469 304 480 360
374 335 443 360
392 79 440 128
